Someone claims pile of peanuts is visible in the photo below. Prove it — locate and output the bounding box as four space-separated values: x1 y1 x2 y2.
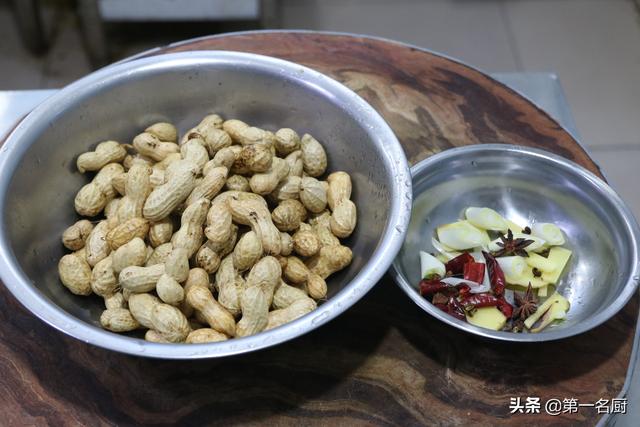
57 115 356 343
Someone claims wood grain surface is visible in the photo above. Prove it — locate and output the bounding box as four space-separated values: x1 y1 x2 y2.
0 31 636 426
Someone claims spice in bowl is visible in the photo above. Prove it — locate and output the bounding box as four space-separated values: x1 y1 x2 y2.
418 207 571 333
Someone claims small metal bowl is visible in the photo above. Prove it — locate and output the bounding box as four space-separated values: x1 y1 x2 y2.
0 51 412 358
391 144 640 342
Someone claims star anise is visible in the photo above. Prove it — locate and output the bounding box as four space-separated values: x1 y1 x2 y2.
511 318 526 333
538 247 551 258
492 229 535 257
513 283 538 321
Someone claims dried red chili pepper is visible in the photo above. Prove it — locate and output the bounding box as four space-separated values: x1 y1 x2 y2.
444 252 474 275
455 283 472 297
441 286 460 298
463 262 485 283
446 296 467 321
497 296 514 318
419 278 447 296
482 251 506 296
460 293 500 309
433 303 448 312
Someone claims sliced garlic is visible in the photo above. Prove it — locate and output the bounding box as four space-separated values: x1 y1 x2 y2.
487 233 546 253
420 251 445 279
505 219 525 234
532 223 565 246
441 277 490 293
496 256 527 282
431 237 461 261
465 207 508 231
436 221 486 250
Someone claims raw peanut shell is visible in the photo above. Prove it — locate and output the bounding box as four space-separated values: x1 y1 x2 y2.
146 242 173 266
129 293 161 329
300 134 327 177
119 264 165 293
85 220 112 267
100 308 140 332
232 231 263 272
171 198 209 257
266 297 316 330
132 132 180 162
150 303 190 342
330 199 357 238
273 280 309 310
106 217 150 250
306 245 353 279
186 285 236 337
274 128 301 156
148 217 173 248
74 182 107 217
300 177 328 213
236 285 269 337
91 255 118 297
145 122 178 143
327 171 352 211
186 328 228 344
58 254 92 296
62 219 94 251
77 140 126 173
143 160 198 221
156 274 185 305
225 174 250 192
271 199 306 232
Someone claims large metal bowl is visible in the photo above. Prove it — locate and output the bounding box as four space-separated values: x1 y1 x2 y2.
391 144 640 342
0 51 412 358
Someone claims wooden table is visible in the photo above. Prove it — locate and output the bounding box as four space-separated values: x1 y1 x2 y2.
0 31 636 426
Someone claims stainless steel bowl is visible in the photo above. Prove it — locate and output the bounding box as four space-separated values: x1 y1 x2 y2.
391 144 640 342
0 51 412 358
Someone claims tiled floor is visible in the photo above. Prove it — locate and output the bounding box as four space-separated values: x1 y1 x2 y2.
280 0 520 71
0 0 639 215
503 0 640 150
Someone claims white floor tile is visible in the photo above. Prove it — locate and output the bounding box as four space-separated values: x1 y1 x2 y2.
590 148 640 219
280 0 519 72
504 0 640 149
41 11 92 88
0 5 45 89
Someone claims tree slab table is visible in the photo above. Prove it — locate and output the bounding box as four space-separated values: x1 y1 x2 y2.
0 31 636 426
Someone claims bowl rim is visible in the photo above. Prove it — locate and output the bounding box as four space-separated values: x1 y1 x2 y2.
390 143 640 342
0 50 412 358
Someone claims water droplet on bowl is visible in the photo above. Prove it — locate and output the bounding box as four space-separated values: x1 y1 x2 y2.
312 311 330 325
